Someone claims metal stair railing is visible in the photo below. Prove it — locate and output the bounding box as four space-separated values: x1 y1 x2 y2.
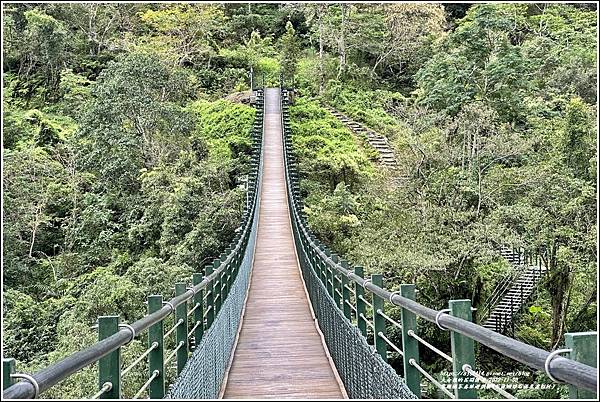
479 266 521 323
2 84 266 400
480 246 549 331
484 266 547 335
280 86 597 399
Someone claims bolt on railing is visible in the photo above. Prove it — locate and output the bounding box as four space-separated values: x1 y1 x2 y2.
279 87 597 399
2 88 266 400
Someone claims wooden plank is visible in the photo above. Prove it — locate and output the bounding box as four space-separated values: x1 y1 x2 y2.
222 88 345 399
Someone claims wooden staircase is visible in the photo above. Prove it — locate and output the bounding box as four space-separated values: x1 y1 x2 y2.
324 106 397 169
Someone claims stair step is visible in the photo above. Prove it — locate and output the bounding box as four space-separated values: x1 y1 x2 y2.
503 295 532 300
507 286 534 291
510 288 535 292
493 300 525 306
494 306 527 311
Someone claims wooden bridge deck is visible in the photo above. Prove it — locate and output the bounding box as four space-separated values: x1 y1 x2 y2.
222 88 345 399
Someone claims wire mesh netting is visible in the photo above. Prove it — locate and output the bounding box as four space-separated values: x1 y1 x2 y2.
165 254 248 397
166 185 259 399
297 247 417 399
166 94 263 400
281 87 415 399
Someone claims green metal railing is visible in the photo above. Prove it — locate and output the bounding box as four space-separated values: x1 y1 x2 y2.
2 88 265 400
280 87 597 399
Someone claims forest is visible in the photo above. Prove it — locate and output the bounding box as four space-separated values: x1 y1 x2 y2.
2 2 597 399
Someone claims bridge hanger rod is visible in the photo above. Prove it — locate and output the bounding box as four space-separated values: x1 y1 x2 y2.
462 364 516 399
409 359 455 399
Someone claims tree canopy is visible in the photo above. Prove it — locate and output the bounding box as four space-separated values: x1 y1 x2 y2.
2 3 596 399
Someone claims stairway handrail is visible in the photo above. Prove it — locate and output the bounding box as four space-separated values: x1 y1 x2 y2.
479 266 522 322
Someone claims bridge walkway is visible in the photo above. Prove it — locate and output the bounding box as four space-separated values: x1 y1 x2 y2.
222 88 346 399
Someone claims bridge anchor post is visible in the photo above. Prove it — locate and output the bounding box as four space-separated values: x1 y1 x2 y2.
372 274 387 362
449 299 477 399
400 284 421 396
3 358 16 390
565 332 597 399
97 315 121 398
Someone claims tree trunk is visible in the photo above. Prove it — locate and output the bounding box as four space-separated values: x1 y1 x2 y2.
546 244 570 348
318 6 325 95
476 162 482 217
337 4 347 80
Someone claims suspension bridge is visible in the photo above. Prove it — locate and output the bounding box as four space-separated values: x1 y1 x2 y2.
2 85 597 400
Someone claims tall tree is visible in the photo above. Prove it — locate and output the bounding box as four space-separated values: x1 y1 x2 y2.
77 53 195 194
280 21 300 83
302 4 327 94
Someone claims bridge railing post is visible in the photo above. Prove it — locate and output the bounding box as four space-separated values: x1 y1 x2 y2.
340 260 352 320
313 244 321 283
174 283 188 375
565 332 597 399
147 295 165 399
97 315 121 399
192 273 204 349
372 274 387 362
205 264 215 329
304 237 312 271
449 299 477 399
219 253 227 308
224 249 232 298
312 239 319 267
311 242 318 275
231 242 239 282
324 250 334 298
400 284 421 397
331 254 342 310
3 358 16 390
213 259 222 316
318 245 327 288
355 266 367 337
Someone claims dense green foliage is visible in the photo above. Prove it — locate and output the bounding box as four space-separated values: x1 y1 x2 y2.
288 3 596 398
2 3 597 399
2 4 268 397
